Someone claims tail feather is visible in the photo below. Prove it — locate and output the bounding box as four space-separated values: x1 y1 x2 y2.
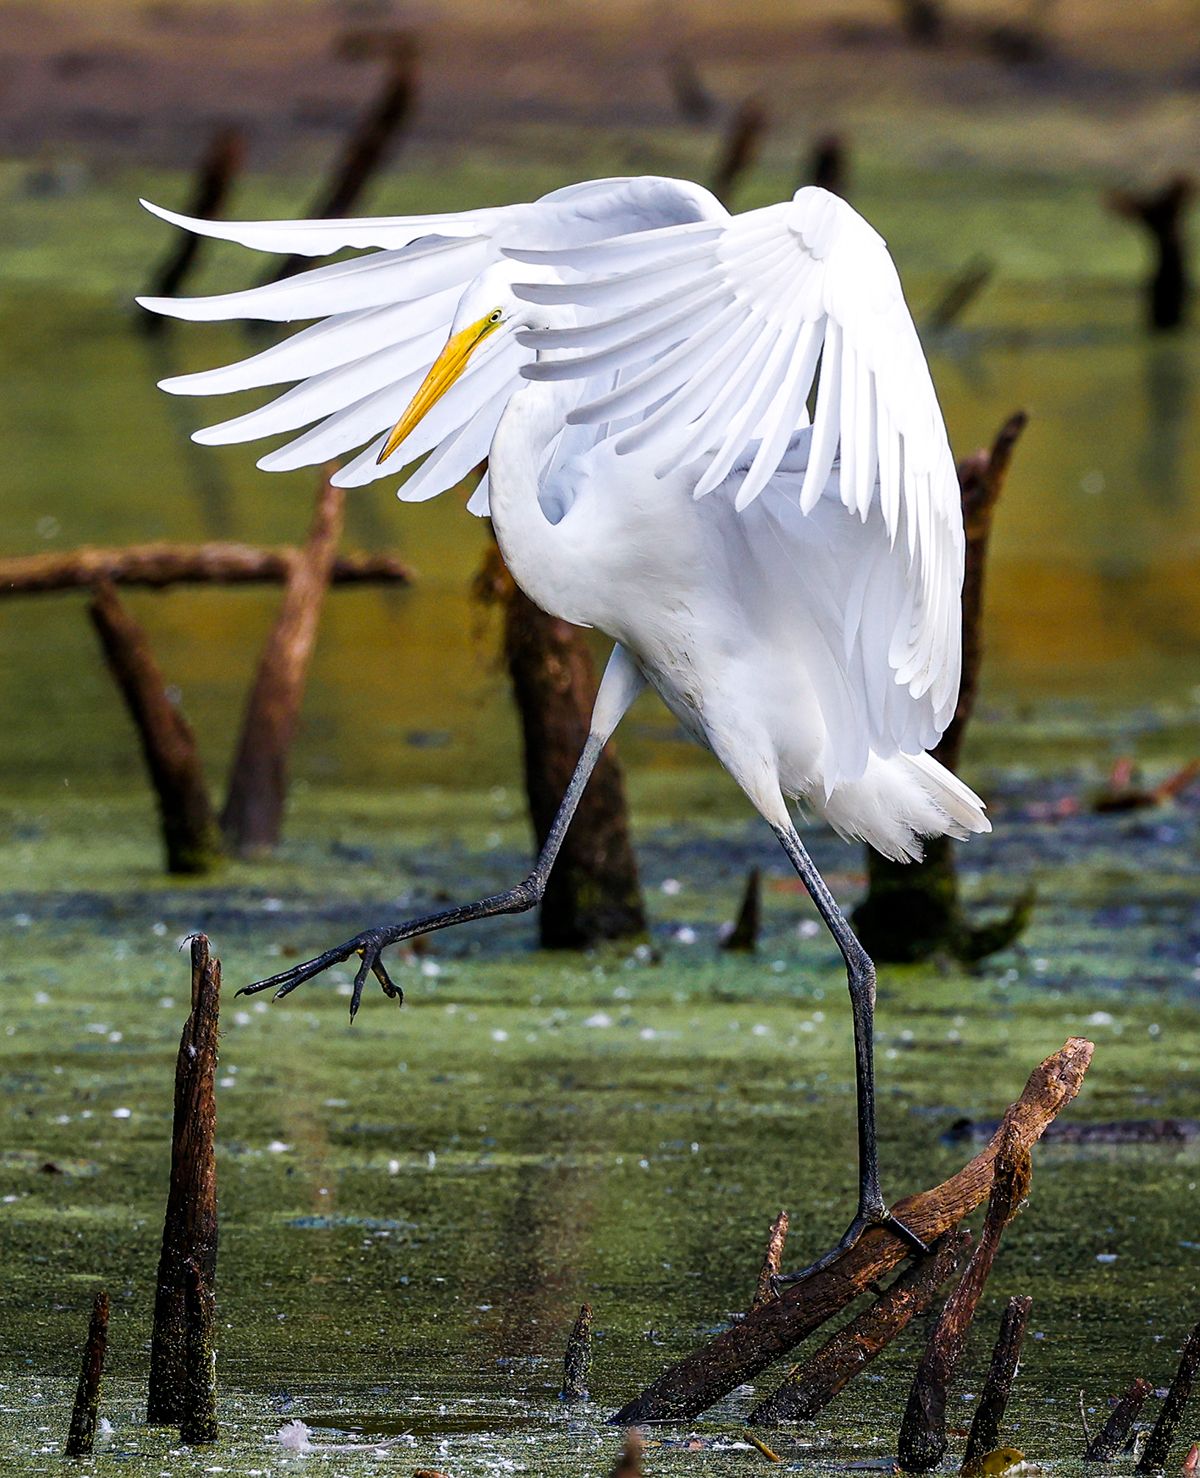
818 749 989 862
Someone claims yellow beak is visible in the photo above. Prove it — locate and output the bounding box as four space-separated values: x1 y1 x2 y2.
377 313 498 465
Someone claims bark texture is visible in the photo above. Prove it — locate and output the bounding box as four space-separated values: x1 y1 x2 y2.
963 1295 1033 1464
64 1290 109 1457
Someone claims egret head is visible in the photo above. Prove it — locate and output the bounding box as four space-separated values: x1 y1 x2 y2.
377 261 555 464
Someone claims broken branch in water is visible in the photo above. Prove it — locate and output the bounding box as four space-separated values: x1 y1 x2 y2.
561 1304 593 1403
722 868 761 954
1137 1314 1200 1471
750 1231 970 1425
964 1295 1034 1465
180 1263 218 1445
751 1211 790 1311
610 1038 1092 1425
64 1290 109 1457
1086 1377 1153 1462
898 1133 1033 1471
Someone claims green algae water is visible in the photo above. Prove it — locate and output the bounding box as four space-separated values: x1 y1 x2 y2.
2 143 1200 1472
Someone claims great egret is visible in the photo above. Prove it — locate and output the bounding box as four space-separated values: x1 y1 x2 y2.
141 177 989 1274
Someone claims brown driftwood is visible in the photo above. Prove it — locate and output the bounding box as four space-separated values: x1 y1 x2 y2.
1109 177 1194 331
751 1211 790 1311
88 581 221 875
898 1136 1032 1470
264 34 418 287
140 125 245 329
751 1230 970 1425
610 1038 1092 1426
180 1263 218 1444
0 542 412 596
64 1290 109 1456
853 411 1032 965
221 478 344 855
1137 1315 1200 1471
476 543 646 948
964 1295 1033 1464
561 1303 593 1402
147 938 220 1423
721 868 761 953
710 96 767 207
1086 1376 1153 1462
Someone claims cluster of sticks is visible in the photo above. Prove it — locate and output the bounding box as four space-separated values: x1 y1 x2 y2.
2 478 413 871
549 1037 1197 1472
65 936 221 1455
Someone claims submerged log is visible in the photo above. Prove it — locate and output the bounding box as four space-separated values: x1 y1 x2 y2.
88 581 221 875
964 1295 1033 1464
64 1290 110 1457
220 477 344 856
1086 1376 1153 1462
140 125 245 328
710 96 767 207
0 542 411 596
147 937 220 1424
750 1230 969 1425
1137 1314 1200 1471
477 542 646 948
263 34 418 286
897 1137 1032 1470
610 1038 1091 1425
853 411 1032 964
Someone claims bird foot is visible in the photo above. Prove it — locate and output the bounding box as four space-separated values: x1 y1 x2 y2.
237 926 405 1018
771 1203 928 1292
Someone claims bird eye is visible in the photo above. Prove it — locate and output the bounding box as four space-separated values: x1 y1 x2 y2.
488 309 503 324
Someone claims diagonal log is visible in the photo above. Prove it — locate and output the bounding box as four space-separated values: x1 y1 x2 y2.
610 1038 1093 1425
0 542 412 596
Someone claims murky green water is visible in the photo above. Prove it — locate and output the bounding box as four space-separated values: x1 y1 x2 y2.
3 145 1200 1472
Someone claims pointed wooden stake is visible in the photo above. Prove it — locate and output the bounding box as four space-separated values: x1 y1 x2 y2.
64 1290 109 1457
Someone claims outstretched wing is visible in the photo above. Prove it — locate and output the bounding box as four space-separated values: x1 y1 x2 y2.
507 187 962 721
138 176 725 499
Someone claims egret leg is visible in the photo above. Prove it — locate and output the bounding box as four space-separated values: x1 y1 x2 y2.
768 820 928 1285
237 645 648 1017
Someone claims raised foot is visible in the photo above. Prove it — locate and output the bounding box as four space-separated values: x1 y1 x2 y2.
771 1205 929 1292
236 927 404 1018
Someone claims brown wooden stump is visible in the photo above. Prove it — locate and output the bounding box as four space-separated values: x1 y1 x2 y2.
180 1262 218 1444
140 126 245 329
1110 178 1195 332
1137 1315 1200 1471
560 1303 593 1402
721 868 761 953
477 544 646 948
88 580 221 875
64 1290 109 1457
610 1039 1091 1425
751 1211 790 1311
964 1295 1033 1464
1086 1377 1153 1462
221 477 344 856
750 1230 970 1425
897 1135 1032 1471
710 97 767 207
147 937 220 1424
262 35 417 287
853 411 1032 964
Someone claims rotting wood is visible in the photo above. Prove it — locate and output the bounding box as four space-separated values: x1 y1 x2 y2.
0 542 412 596
1086 1377 1153 1462
140 125 245 328
964 1295 1033 1465
897 1132 1032 1471
180 1263 218 1444
722 868 761 953
853 411 1033 965
610 1038 1092 1426
221 477 344 856
610 1429 644 1477
263 34 418 287
561 1303 593 1402
710 96 767 207
64 1290 109 1457
1137 1314 1200 1471
475 541 646 948
751 1210 790 1311
147 937 220 1424
88 580 221 875
750 1230 970 1426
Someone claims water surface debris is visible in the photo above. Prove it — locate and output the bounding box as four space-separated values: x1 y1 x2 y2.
64 1289 109 1457
1084 1376 1153 1461
147 935 220 1423
744 1430 783 1460
1136 1313 1200 1471
898 1137 1032 1471
560 1302 593 1402
751 1231 969 1425
180 1262 217 1444
751 1209 789 1309
961 1448 1031 1478
610 1428 645 1477
1182 1441 1198 1475
611 1039 1092 1425
964 1295 1033 1465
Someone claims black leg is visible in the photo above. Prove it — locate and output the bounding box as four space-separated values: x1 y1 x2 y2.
239 733 609 1017
768 821 928 1285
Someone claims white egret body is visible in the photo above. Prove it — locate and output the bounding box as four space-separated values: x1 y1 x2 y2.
141 176 989 1274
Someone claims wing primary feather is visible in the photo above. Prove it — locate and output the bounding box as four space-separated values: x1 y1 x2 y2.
516 268 727 351
797 320 841 513
512 243 718 305
502 219 723 270
732 318 824 510
521 293 731 382
667 317 780 473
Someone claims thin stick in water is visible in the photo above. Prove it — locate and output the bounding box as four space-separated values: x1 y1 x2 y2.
751 1210 789 1310
561 1303 593 1402
964 1296 1033 1465
1137 1315 1200 1471
64 1290 109 1457
1086 1377 1153 1462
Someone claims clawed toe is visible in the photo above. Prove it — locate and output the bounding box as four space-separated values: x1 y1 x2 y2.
235 929 403 1017
770 1205 928 1293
